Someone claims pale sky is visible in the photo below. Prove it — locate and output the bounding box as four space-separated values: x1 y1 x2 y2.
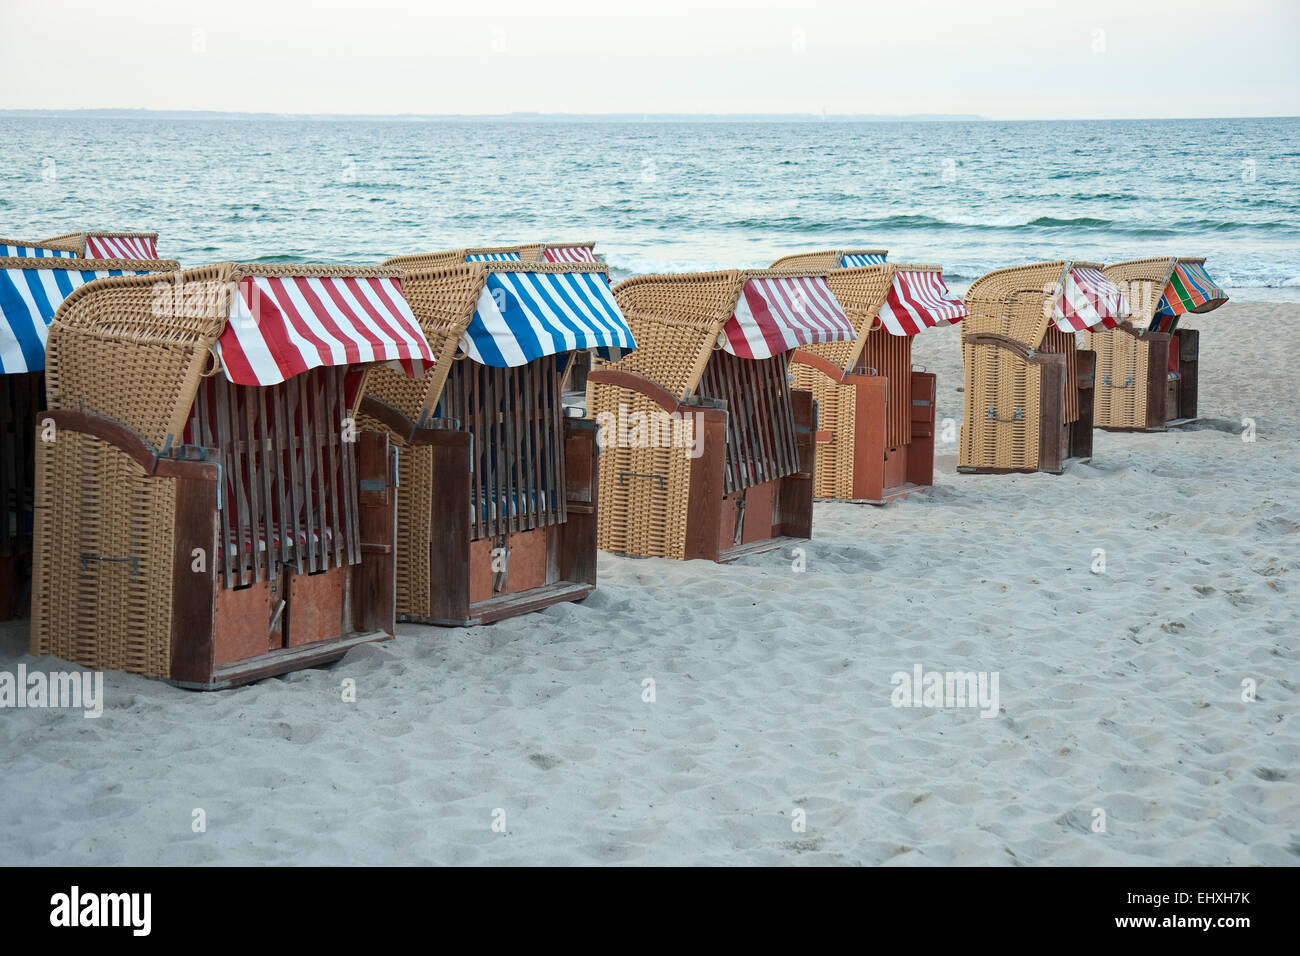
2 0 1297 119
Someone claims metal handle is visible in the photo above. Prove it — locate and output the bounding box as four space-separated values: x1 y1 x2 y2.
618 471 666 490
80 554 140 576
986 407 1024 423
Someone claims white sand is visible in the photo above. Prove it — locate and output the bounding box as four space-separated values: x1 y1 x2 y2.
1 300 1296 866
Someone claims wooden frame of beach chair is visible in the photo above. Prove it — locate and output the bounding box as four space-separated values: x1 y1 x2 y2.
775 254 965 503
1088 257 1228 431
359 258 634 626
588 268 853 562
958 261 1128 475
1 252 178 620
36 231 161 260
29 262 434 689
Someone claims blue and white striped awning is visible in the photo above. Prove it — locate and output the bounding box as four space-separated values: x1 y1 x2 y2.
462 270 636 367
466 251 522 262
0 243 75 259
1 264 138 374
839 252 887 267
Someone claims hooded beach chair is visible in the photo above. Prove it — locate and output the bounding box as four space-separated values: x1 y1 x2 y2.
959 261 1130 474
35 231 161 260
0 247 177 620
588 268 854 562
30 262 434 688
359 257 634 626
387 241 599 269
1087 257 1228 430
772 251 966 502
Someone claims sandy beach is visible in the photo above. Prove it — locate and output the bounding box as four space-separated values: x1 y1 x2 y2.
1 299 1296 866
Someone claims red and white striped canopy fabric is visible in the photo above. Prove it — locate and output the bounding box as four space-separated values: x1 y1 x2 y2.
85 234 159 260
877 269 968 336
542 245 597 263
216 274 434 387
1051 265 1131 333
721 276 854 360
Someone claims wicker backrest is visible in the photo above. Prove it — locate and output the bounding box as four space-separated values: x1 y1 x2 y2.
46 261 405 449
963 261 1071 350
38 231 160 257
602 271 742 400
1101 257 1177 329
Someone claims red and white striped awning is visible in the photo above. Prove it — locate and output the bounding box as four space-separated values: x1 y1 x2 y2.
216 274 434 386
721 276 854 359
877 269 967 336
85 234 159 260
1051 265 1130 333
542 245 597 263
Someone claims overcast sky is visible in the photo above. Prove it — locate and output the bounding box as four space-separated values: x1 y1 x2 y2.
2 0 1297 119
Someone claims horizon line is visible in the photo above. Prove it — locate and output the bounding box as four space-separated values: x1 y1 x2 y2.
2 108 1298 123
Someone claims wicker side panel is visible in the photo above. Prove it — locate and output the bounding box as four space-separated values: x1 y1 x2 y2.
398 442 434 618
31 431 175 677
959 342 1041 471
351 413 432 618
1085 329 1146 429
588 381 691 559
790 362 855 499
46 272 224 448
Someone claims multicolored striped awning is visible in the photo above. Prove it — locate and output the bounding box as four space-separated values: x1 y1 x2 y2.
840 251 887 268
721 276 854 359
1051 264 1131 333
1155 260 1227 319
85 234 159 260
543 245 598 263
878 269 967 336
216 274 435 386
466 251 523 262
463 270 636 366
0 243 75 259
1 263 151 374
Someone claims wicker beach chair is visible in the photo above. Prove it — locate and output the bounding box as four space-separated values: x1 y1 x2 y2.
384 241 599 271
958 261 1130 474
588 268 854 562
30 262 434 688
1 252 178 620
774 252 966 502
770 249 889 270
360 257 634 626
35 231 161 260
1088 257 1228 430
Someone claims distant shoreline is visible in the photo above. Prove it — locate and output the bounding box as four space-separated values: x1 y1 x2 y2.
1 109 1296 123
